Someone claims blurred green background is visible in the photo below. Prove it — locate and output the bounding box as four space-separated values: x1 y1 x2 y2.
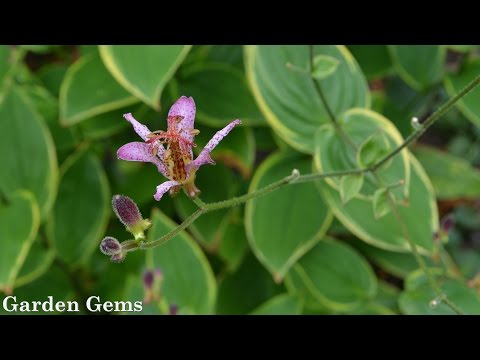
1 45 480 315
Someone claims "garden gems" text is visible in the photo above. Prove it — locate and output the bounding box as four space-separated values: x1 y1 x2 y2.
2 296 143 313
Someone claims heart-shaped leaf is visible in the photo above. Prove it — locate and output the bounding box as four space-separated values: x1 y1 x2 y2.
389 45 445 91
316 155 438 254
59 53 139 126
0 86 58 220
99 45 191 110
444 58 480 127
250 293 302 315
47 147 110 265
245 45 369 153
175 63 266 127
286 238 377 311
339 173 364 204
413 145 480 199
312 55 339 80
399 269 480 315
0 190 40 294
147 209 217 314
245 151 332 281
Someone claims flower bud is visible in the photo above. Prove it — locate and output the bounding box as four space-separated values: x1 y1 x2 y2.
112 194 151 240
100 236 122 256
110 249 127 263
441 213 455 234
143 268 163 303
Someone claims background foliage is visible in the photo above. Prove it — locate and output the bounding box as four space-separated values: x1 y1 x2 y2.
1 45 480 314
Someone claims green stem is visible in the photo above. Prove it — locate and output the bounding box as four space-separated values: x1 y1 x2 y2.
132 54 480 314
371 73 480 172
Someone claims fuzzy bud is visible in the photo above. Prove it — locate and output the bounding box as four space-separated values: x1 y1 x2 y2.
112 194 151 240
100 236 122 256
110 249 127 263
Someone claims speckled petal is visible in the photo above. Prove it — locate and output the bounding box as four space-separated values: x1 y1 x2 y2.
117 142 168 177
186 119 241 173
123 113 165 158
168 96 196 142
154 180 180 201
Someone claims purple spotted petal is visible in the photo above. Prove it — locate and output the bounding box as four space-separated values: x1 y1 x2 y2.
123 113 151 140
168 96 196 142
186 119 242 173
117 142 168 177
154 180 180 201
123 113 165 158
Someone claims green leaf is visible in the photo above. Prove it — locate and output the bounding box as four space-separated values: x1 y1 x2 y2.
218 221 249 273
287 238 377 311
216 252 284 314
348 45 393 80
1 265 73 315
147 209 217 314
37 63 69 97
353 240 434 278
47 147 110 265
0 86 58 220
0 190 40 294
284 264 332 314
0 45 12 86
99 45 191 110
250 293 302 315
78 104 152 140
23 83 79 153
413 145 480 199
175 163 238 248
372 188 391 219
245 151 332 281
357 131 391 168
15 237 55 288
315 109 410 203
340 174 364 204
194 124 255 179
445 58 480 127
316 155 438 254
59 53 139 126
388 45 445 91
245 45 369 154
447 45 477 53
312 55 339 80
176 63 266 127
399 270 480 315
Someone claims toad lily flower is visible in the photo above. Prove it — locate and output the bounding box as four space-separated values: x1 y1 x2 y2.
117 96 241 201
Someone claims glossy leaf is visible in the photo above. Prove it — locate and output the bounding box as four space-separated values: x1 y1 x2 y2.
312 55 339 80
194 124 255 179
445 58 480 127
339 174 364 204
15 237 55 288
47 147 110 265
216 252 284 314
245 151 332 281
147 209 217 314
0 86 58 220
372 188 391 219
316 155 438 254
250 293 302 315
413 145 480 199
389 45 445 91
353 240 434 278
0 190 40 294
59 53 139 126
288 238 377 310
218 221 249 272
348 45 392 80
99 45 191 109
175 163 238 248
315 108 410 203
399 270 480 315
176 63 265 127
245 45 370 153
